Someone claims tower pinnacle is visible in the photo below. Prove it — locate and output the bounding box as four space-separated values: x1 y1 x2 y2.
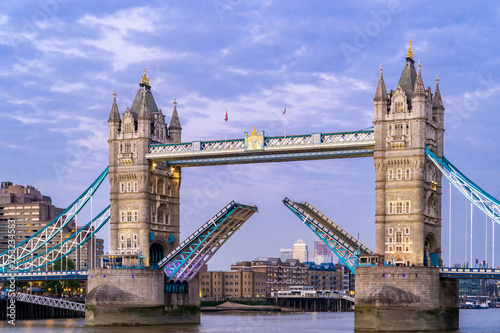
433 74 444 108
407 39 413 59
108 89 120 122
412 60 425 97
140 67 150 86
373 64 388 101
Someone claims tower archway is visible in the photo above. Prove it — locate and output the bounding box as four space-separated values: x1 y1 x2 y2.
149 243 164 267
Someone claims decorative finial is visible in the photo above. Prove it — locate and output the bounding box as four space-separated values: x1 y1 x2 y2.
252 127 257 136
173 98 177 105
435 74 440 84
417 60 422 73
407 39 413 59
379 64 383 72
140 66 150 86
112 89 117 99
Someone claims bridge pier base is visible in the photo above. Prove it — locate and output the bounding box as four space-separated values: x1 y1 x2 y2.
355 266 458 332
85 269 200 326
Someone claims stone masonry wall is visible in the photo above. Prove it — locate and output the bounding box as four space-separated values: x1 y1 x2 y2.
87 268 164 306
356 266 441 308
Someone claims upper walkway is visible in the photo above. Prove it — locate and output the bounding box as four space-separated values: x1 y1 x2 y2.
439 267 500 279
146 129 374 166
0 270 88 282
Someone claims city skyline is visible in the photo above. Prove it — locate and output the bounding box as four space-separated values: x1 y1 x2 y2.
2 2 500 270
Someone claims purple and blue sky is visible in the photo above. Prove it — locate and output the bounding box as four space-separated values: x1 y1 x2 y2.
1 1 500 269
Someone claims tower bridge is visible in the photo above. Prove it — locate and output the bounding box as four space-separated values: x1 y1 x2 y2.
3 43 500 330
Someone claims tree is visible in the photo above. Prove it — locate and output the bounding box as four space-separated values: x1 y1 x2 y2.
2 280 29 291
49 256 76 271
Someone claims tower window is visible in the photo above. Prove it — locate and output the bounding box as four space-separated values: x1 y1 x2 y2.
157 179 164 195
405 168 411 180
387 169 394 181
396 232 402 243
396 202 403 214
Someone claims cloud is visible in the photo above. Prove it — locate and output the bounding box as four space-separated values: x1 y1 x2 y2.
50 82 87 93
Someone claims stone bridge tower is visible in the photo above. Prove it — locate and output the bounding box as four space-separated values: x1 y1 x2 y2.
107 68 182 267
373 41 445 266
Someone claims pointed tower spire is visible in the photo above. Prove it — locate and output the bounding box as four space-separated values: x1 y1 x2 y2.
373 64 388 101
169 98 182 129
169 98 182 143
433 74 443 108
138 91 150 120
412 60 425 97
108 89 121 122
407 39 413 60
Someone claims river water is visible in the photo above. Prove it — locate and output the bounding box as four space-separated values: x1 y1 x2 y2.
0 309 499 332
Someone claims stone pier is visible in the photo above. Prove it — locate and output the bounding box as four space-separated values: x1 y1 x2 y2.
85 269 200 326
355 266 458 331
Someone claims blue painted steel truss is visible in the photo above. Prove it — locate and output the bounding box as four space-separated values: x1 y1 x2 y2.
159 201 258 282
283 197 373 274
0 168 109 268
147 129 375 167
7 206 110 272
426 147 500 225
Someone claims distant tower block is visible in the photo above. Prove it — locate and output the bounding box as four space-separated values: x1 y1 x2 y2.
107 68 183 267
292 239 308 263
373 42 445 266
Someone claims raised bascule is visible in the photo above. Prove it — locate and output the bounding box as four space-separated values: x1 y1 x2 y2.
3 42 500 330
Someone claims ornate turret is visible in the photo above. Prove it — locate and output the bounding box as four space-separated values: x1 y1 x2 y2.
373 64 388 101
397 40 417 104
108 90 121 122
433 75 444 108
168 99 182 143
412 60 426 98
108 90 121 140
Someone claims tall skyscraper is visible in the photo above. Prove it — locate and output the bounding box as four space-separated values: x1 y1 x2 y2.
312 241 332 264
292 239 308 263
280 248 292 261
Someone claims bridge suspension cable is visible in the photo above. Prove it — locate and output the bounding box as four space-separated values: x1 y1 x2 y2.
426 147 500 267
11 206 110 272
0 168 109 270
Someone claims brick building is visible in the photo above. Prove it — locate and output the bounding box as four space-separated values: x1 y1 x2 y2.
0 181 104 268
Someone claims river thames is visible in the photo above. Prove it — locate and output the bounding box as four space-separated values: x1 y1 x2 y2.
1 309 499 332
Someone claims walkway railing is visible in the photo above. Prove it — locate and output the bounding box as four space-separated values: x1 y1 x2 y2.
159 201 258 282
146 129 374 166
15 293 85 312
